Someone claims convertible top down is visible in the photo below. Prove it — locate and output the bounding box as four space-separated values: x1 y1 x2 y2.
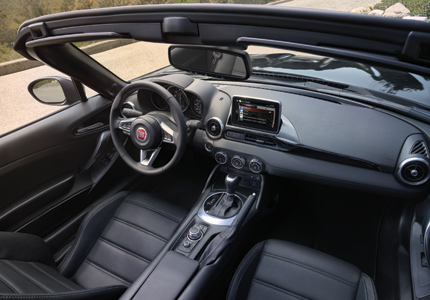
1 3 430 300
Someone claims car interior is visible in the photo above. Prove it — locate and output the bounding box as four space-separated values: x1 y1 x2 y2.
1 3 430 300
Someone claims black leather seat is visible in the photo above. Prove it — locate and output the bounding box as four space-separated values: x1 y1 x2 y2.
228 240 378 300
0 191 188 300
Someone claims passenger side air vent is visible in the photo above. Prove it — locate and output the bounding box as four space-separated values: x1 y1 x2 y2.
396 134 430 186
410 141 429 158
398 158 430 186
206 118 223 139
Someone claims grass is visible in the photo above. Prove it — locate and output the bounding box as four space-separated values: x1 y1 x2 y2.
373 0 430 18
0 43 24 63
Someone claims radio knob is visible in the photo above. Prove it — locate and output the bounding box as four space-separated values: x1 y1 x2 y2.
214 151 228 164
231 155 246 169
249 158 263 173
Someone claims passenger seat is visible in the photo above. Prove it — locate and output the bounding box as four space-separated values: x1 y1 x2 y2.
227 240 377 300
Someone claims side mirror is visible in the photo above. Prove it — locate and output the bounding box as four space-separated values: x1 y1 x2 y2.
28 77 82 106
168 46 251 80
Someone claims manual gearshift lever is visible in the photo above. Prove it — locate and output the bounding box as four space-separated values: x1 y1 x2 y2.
225 174 241 202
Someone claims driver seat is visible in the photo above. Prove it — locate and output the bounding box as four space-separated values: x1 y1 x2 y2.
0 191 188 300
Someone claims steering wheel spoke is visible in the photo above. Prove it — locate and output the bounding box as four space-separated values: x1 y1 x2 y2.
160 121 176 145
118 118 136 135
140 148 161 167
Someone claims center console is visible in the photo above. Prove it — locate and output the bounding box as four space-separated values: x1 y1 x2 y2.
120 165 264 300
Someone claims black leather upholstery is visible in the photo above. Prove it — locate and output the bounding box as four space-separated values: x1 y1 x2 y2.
0 192 188 300
227 240 378 300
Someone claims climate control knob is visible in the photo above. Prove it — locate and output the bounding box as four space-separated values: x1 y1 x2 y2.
249 158 263 173
214 151 228 164
231 155 246 169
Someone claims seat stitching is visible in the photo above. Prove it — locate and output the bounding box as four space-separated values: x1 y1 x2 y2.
110 217 168 242
0 263 19 293
82 259 131 286
2 261 50 293
98 237 151 263
28 263 77 292
0 286 124 298
263 253 358 288
58 192 127 273
253 278 308 300
123 199 182 223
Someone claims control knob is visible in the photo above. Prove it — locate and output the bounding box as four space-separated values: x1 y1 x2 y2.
188 227 202 240
231 155 246 169
249 158 263 173
214 151 228 164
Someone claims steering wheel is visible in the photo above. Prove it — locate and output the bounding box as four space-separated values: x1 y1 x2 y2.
110 81 187 175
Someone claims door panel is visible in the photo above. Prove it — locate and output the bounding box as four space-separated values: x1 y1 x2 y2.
0 95 113 247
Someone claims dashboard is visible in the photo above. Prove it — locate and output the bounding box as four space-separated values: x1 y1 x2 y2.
124 74 430 199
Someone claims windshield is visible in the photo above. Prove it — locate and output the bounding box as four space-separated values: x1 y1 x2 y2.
76 41 430 108
247 46 430 107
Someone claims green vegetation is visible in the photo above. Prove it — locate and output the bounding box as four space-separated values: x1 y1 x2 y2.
373 0 430 18
0 0 272 63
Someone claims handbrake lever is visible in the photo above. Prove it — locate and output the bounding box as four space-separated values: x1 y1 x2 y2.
199 193 256 267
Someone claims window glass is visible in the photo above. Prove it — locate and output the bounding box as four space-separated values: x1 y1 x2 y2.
76 40 171 82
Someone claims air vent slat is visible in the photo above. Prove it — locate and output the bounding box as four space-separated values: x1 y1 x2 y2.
410 141 429 158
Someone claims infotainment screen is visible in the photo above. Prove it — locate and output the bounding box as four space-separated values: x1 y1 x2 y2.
231 96 281 133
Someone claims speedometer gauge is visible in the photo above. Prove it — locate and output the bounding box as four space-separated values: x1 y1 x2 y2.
191 96 204 117
167 86 189 112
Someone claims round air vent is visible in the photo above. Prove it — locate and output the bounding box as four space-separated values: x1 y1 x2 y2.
398 158 430 186
206 118 223 139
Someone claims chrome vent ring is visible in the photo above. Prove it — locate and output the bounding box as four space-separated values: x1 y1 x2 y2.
398 157 430 186
206 117 223 139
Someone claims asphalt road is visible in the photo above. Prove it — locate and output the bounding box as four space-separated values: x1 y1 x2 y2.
0 1 371 135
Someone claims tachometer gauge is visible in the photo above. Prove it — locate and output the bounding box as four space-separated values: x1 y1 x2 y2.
167 86 189 112
191 95 204 117
151 92 168 110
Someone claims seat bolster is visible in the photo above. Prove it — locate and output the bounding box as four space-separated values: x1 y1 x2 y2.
356 273 378 300
59 192 130 277
227 241 265 300
0 232 54 267
1 285 126 300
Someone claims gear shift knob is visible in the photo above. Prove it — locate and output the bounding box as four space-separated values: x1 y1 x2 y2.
225 174 241 198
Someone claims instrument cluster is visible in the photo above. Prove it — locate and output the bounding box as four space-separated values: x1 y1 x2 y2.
150 85 204 118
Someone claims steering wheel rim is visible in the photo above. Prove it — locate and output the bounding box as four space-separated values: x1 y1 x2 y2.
110 80 187 175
